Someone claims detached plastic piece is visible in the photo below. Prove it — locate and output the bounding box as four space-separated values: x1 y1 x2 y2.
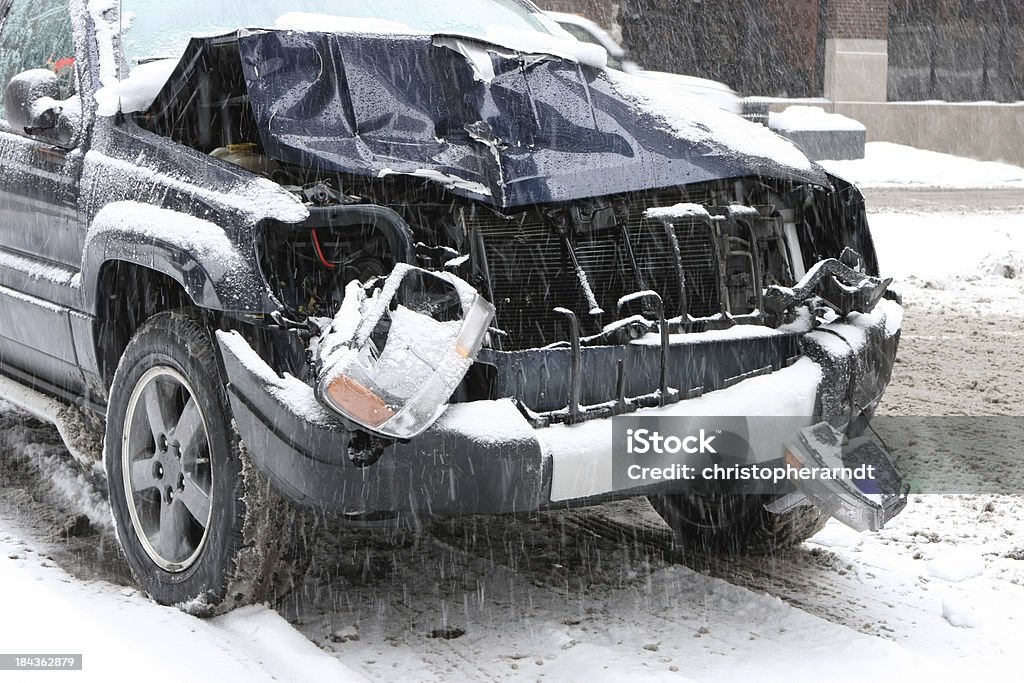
781 422 907 532
764 254 892 317
316 266 495 439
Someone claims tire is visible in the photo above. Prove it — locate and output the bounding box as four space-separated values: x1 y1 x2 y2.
105 310 315 613
648 493 828 556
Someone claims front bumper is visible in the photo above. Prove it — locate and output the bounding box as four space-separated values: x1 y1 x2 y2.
216 298 902 516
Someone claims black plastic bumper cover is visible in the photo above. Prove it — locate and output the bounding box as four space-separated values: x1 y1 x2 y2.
217 304 900 516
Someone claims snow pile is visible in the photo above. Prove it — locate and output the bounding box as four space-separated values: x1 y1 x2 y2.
868 211 1024 316
0 248 80 287
869 213 1024 281
94 58 178 116
770 106 866 132
87 0 119 88
821 142 1024 189
941 595 980 629
217 330 338 429
643 203 712 221
213 605 369 681
979 249 1023 280
87 202 238 263
608 70 814 173
434 399 537 446
0 535 366 681
83 150 308 224
801 495 1021 666
0 403 110 531
30 454 111 533
926 550 985 583
806 521 864 548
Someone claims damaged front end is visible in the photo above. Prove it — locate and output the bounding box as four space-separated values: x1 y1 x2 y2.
217 170 903 522
133 28 905 522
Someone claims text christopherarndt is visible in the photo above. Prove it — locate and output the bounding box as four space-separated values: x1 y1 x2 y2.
623 428 877 484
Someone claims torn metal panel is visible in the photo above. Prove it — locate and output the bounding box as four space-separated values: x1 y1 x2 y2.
144 30 827 210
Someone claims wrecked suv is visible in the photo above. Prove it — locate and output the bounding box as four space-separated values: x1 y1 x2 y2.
0 0 903 609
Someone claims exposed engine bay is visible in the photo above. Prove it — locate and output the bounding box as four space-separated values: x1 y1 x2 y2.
134 28 892 429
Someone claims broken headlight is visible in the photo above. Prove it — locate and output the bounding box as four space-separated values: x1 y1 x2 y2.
314 265 494 439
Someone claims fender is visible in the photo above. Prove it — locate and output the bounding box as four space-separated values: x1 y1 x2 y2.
81 201 275 314
77 134 309 314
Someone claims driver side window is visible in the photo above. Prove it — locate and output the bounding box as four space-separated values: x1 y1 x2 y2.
0 0 76 104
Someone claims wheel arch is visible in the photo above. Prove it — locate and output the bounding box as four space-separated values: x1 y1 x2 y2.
93 260 195 387
81 202 278 315
82 202 281 387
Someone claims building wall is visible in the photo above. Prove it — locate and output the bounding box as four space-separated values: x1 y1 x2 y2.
827 0 889 39
824 0 889 101
539 0 830 98
615 0 823 97
541 0 1022 163
888 0 1024 102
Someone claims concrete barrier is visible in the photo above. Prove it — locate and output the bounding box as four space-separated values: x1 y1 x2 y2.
765 100 1024 165
764 101 1023 166
832 102 1024 166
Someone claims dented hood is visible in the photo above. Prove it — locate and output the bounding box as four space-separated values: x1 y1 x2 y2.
154 30 827 209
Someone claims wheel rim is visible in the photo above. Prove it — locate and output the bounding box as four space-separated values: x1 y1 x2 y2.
122 366 215 573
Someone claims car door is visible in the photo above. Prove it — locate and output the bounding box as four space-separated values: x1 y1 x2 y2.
0 0 86 395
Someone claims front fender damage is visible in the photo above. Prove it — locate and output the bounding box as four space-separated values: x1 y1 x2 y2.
83 201 274 312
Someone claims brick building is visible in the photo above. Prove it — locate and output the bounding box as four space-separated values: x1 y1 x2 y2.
540 0 1023 102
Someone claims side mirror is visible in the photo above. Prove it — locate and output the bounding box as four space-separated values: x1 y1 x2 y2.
3 69 77 146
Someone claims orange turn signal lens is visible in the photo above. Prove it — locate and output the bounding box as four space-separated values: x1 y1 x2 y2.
783 447 802 470
324 375 395 428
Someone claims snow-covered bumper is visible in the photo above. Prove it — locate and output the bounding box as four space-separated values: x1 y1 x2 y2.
216 298 902 516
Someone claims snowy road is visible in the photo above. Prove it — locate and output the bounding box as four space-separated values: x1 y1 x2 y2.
1 178 1023 681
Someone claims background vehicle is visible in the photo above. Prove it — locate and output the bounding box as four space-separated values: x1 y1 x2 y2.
545 10 744 114
0 0 902 611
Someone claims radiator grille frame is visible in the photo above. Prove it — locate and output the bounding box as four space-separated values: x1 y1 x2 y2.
473 197 738 351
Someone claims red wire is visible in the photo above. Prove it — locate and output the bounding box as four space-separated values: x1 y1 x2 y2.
311 229 337 269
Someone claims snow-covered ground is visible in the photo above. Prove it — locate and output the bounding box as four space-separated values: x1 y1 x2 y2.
821 142 1024 189
870 212 1024 317
0 532 366 682
822 143 1024 317
1 147 1023 681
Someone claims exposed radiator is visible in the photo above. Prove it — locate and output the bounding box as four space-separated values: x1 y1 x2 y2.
472 198 784 351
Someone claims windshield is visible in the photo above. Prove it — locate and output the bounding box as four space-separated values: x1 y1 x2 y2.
121 0 550 64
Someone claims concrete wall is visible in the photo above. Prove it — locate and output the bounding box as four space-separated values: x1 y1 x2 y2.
832 102 1024 166
764 99 1024 166
823 0 889 102
824 38 888 102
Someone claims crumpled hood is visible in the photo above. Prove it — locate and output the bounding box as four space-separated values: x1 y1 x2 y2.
157 30 827 209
